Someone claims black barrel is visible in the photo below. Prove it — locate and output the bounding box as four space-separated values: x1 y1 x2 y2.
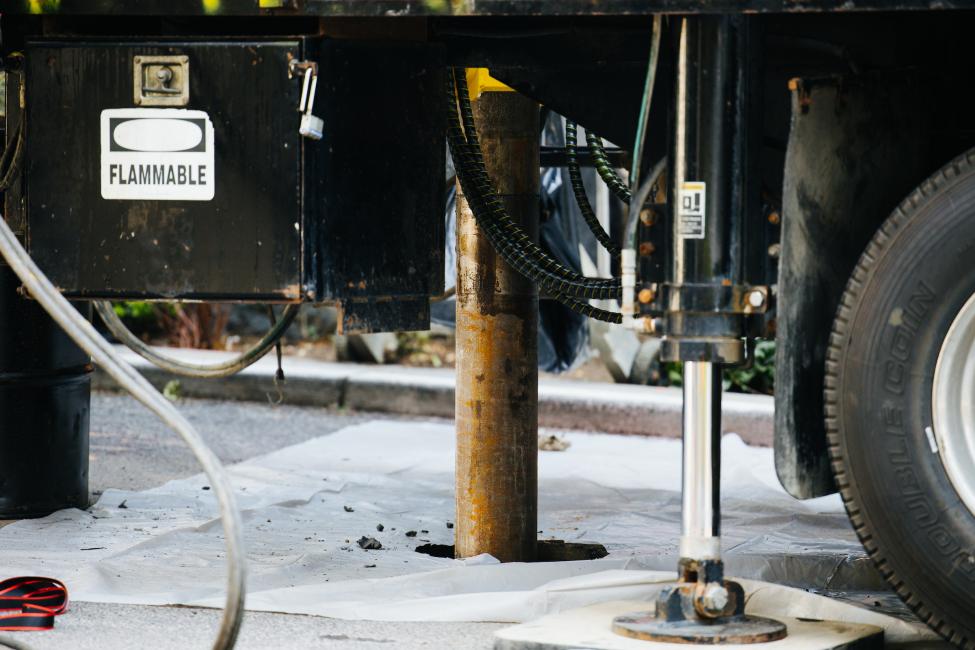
0 266 91 518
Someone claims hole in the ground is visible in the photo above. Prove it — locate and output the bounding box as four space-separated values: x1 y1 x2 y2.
415 540 609 562
415 543 454 558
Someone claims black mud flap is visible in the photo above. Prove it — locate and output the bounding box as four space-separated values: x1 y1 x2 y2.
775 72 931 499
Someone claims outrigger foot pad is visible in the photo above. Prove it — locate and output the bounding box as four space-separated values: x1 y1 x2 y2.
612 560 786 644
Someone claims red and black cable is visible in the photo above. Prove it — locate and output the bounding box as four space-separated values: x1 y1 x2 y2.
0 577 68 631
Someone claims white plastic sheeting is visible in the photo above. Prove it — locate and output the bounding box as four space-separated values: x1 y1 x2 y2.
0 421 889 624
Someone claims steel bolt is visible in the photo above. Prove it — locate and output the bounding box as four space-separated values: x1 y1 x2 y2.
699 583 729 617
746 289 765 309
639 208 656 226
638 288 655 304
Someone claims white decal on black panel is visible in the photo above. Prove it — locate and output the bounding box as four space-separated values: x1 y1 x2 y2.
677 181 706 239
100 108 215 201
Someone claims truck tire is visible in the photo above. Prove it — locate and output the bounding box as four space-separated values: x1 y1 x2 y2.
826 149 975 648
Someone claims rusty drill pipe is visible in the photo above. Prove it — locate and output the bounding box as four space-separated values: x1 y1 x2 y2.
455 90 540 563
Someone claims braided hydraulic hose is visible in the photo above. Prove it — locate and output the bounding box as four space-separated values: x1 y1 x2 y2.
454 140 620 299
585 130 632 204
565 121 621 266
448 70 622 301
452 76 618 297
555 293 623 324
448 71 626 323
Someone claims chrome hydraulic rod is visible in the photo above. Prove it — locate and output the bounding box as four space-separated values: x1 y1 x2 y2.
680 360 722 562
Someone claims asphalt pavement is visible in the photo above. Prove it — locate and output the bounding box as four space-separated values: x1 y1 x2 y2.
88 391 390 493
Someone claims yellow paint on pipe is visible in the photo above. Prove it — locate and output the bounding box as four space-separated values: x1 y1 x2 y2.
28 0 60 14
466 68 514 101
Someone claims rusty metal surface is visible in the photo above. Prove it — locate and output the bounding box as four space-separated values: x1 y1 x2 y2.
455 91 539 563
338 296 431 334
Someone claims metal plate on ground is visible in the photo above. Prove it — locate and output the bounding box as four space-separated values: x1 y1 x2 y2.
613 611 787 645
494 600 883 650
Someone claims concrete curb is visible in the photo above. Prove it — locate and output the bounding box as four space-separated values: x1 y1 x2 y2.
93 345 774 446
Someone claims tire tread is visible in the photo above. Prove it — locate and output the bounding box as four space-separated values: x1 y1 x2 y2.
825 150 975 649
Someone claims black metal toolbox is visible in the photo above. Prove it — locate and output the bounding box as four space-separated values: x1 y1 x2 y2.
11 38 445 331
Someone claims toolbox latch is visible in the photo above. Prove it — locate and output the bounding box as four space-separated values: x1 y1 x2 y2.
133 55 189 106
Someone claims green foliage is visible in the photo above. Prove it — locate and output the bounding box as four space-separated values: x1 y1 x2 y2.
162 379 182 402
112 301 156 322
662 340 775 395
396 331 431 356
725 340 775 394
666 362 684 387
109 301 179 340
395 331 449 367
108 301 161 340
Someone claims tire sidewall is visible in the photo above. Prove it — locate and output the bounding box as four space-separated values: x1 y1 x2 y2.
836 164 975 634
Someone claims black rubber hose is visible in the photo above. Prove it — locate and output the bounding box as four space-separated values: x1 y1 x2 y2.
95 301 300 379
452 76 617 292
452 137 618 298
448 70 622 300
452 72 619 295
586 130 632 204
565 120 621 267
451 86 619 299
447 69 624 323
555 293 623 324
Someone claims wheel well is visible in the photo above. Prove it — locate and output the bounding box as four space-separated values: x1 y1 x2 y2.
772 14 975 497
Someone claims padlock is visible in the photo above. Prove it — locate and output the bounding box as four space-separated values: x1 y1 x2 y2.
299 113 324 140
296 65 323 141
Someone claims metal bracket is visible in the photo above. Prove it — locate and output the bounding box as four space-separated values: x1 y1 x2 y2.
641 283 770 316
287 58 317 80
133 55 189 107
613 559 787 644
